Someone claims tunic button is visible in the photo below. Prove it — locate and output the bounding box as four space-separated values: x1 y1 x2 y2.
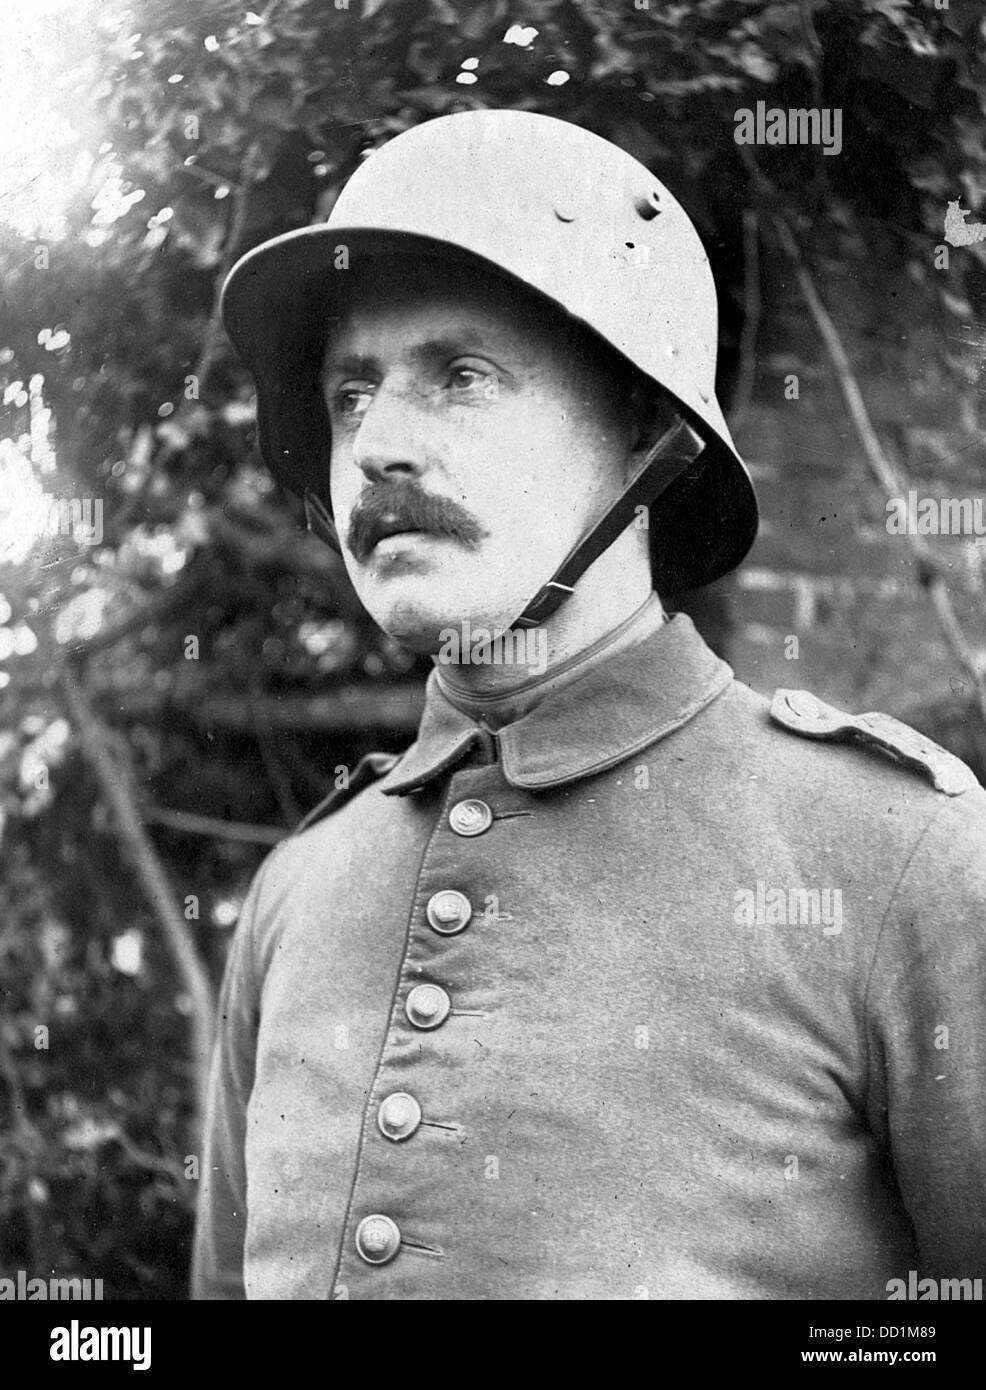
449 799 493 837
377 1091 422 1142
405 983 452 1030
354 1214 401 1265
426 889 472 935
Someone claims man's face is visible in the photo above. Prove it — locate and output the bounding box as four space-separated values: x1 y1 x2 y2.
323 257 640 652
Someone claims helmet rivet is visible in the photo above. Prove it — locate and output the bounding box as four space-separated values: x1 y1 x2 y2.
553 205 577 223
699 389 710 404
635 194 661 221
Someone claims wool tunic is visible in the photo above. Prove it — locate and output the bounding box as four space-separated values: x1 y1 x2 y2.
192 613 986 1300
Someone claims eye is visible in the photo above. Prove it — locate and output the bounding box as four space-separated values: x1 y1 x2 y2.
332 384 374 417
447 362 499 396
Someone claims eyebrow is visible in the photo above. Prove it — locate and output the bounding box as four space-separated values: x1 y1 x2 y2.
323 333 505 379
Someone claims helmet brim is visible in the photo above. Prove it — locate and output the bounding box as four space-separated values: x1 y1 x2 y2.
221 225 758 596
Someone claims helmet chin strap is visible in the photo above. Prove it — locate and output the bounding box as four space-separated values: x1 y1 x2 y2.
303 417 706 628
304 488 342 552
509 417 706 631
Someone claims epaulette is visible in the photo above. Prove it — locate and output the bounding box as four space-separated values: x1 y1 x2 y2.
292 751 402 836
769 689 979 797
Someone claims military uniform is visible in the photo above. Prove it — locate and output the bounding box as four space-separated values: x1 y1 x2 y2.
197 108 986 1300
192 606 986 1300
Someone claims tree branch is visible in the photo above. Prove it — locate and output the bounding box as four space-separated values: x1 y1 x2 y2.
730 206 761 430
189 140 261 400
0 1029 44 1271
63 578 204 660
772 214 986 735
103 685 426 733
114 1130 194 1190
60 666 217 1137
143 804 286 846
249 689 302 825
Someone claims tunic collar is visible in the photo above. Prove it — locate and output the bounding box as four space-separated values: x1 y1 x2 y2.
379 611 734 796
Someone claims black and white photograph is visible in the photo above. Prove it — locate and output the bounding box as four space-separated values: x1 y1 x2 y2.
1 0 984 1344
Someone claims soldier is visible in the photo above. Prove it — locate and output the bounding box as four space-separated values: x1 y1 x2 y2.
193 110 986 1300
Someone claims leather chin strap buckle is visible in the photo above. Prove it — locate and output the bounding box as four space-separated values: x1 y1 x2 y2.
511 418 706 631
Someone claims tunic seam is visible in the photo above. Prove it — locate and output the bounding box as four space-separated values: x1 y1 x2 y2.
860 795 952 1120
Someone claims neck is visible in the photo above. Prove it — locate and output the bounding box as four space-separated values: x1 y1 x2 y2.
434 529 657 706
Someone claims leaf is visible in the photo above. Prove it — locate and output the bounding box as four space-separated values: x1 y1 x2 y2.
734 43 777 83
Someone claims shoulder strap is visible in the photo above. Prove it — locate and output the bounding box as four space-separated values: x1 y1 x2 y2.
770 688 978 797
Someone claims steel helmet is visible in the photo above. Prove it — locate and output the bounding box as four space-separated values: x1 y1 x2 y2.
221 108 758 597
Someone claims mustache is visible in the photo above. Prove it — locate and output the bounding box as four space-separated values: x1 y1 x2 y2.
346 480 484 562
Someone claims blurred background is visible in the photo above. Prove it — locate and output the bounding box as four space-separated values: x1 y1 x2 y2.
1 0 984 1299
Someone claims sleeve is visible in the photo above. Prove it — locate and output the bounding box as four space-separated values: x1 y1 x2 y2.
190 856 275 1300
865 787 986 1278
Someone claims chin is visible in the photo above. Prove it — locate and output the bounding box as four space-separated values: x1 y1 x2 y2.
365 590 459 655
360 577 522 656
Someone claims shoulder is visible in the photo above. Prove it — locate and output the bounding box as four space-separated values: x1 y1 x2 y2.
291 750 402 834
769 682 986 867
696 679 986 871
246 750 401 900
259 748 404 884
230 750 406 976
713 678 981 801
712 681 986 939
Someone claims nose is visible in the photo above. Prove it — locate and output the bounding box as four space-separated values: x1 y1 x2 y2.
350 382 430 487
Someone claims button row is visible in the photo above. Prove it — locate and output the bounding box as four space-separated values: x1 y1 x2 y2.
353 801 494 1268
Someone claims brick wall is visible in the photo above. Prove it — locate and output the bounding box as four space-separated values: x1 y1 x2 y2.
687 256 986 778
